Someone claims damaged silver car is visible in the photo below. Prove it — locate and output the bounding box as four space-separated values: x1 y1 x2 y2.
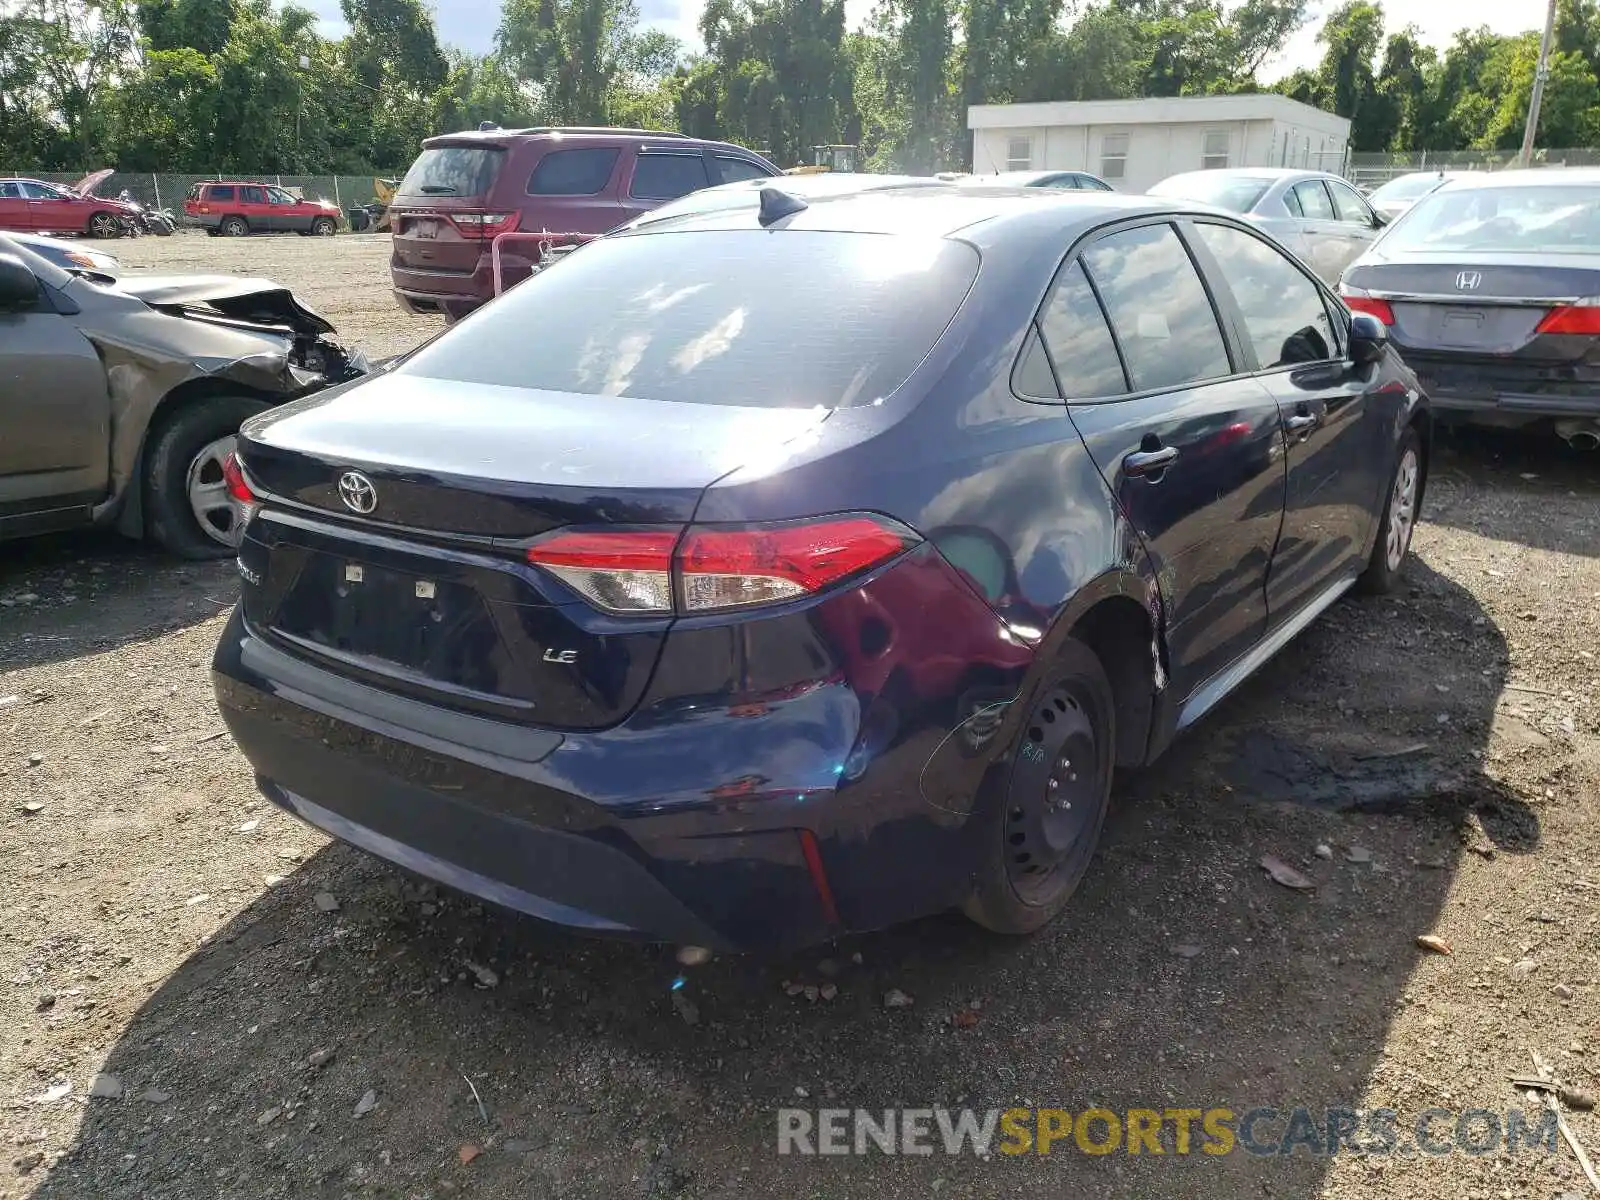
0 233 366 558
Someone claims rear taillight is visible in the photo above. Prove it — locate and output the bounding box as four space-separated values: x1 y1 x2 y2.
1342 293 1394 325
222 451 259 537
1535 303 1600 335
450 211 521 238
222 451 255 503
526 515 920 616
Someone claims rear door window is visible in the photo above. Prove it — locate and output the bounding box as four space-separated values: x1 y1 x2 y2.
240 186 266 204
715 156 772 184
1036 261 1128 398
400 230 980 408
1081 223 1232 392
529 148 620 196
399 146 504 198
1292 181 1335 220
630 154 710 201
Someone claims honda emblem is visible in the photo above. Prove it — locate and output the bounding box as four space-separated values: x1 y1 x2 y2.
1455 271 1482 291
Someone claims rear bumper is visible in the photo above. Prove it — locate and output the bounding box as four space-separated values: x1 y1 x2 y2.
1404 357 1600 423
211 601 996 952
391 251 518 319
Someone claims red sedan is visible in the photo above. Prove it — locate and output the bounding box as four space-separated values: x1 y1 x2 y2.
0 170 134 238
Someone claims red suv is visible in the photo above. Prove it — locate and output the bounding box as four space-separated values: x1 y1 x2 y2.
183 181 342 237
389 127 780 320
0 171 135 238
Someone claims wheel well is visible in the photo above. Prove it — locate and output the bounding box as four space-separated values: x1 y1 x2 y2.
1409 410 1432 509
112 381 275 538
1070 596 1157 768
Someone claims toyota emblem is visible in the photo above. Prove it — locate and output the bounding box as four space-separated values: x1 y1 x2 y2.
1455 270 1482 291
337 471 378 514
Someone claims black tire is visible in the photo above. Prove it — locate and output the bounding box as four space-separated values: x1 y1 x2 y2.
310 216 337 237
962 638 1116 936
1357 427 1422 595
220 215 249 237
87 211 121 239
142 396 268 560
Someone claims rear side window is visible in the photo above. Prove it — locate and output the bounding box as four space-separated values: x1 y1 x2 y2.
209 185 235 201
400 230 980 408
399 147 504 197
1042 175 1079 190
716 156 772 184
1012 328 1060 397
1293 181 1335 220
1193 223 1336 369
240 186 266 204
1036 262 1127 398
529 148 619 196
1081 224 1231 392
0 182 20 199
631 154 709 200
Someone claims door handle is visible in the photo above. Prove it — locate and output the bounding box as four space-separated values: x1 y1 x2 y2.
1285 413 1320 434
1123 445 1179 477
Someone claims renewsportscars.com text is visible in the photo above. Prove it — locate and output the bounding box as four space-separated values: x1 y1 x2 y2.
777 1106 1561 1158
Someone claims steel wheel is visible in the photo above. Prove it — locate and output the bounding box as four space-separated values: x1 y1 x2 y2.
185 435 239 547
1003 682 1102 905
88 212 120 238
1385 446 1418 571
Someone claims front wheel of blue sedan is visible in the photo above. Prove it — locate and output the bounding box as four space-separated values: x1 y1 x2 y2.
963 638 1115 935
1358 428 1423 595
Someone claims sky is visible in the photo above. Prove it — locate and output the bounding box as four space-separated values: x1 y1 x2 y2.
296 0 1542 78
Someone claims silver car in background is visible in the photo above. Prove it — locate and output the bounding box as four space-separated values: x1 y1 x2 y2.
1147 168 1387 284
1366 171 1456 224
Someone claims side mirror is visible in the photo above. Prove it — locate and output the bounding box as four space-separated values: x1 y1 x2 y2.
1349 312 1388 365
1372 210 1389 229
0 253 39 309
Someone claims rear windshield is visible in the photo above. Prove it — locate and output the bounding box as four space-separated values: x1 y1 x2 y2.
400 230 979 408
1382 185 1600 254
398 146 504 198
1369 174 1445 203
1148 174 1271 213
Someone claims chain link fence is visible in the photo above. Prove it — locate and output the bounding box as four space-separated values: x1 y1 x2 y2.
1347 148 1598 190
1 171 402 224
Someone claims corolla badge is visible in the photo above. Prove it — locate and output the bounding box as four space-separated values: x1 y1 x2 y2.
1455 271 1482 291
338 470 378 514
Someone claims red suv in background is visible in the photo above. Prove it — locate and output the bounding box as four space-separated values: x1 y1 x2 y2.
183 181 342 237
389 127 780 320
0 171 135 238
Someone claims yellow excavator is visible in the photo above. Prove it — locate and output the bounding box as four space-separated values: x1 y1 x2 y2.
368 177 401 232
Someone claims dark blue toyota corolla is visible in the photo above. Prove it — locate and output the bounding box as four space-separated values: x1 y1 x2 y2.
213 185 1430 953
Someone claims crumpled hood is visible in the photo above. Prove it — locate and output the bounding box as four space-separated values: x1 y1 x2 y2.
114 275 337 337
74 168 115 196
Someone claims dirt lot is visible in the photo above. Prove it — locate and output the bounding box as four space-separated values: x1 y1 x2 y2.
2 232 1598 1199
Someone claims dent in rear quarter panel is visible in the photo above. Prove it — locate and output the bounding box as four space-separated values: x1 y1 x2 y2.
686 303 1160 932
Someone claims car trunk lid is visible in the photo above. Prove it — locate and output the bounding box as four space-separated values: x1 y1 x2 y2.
1346 255 1600 357
234 373 833 729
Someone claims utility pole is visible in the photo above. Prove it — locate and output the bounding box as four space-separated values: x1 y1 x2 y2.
1518 0 1558 168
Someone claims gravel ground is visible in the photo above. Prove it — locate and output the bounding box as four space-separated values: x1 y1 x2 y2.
1 233 1598 1199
